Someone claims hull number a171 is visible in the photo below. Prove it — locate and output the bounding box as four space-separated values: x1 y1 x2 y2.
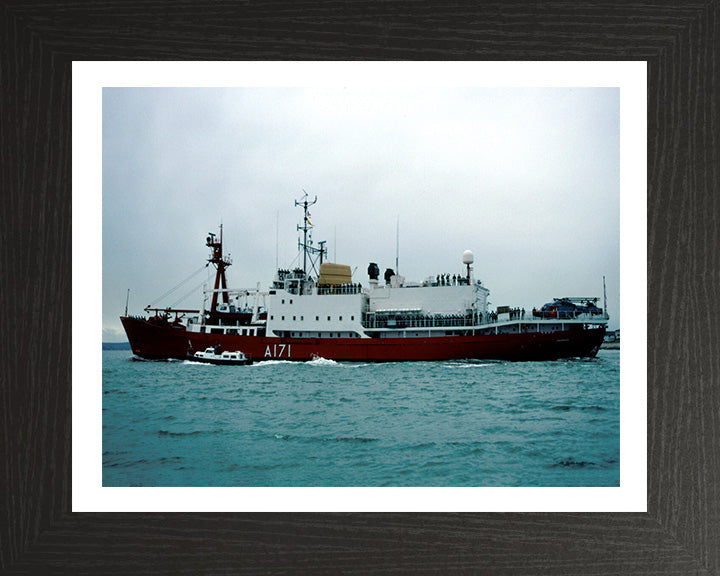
265 344 291 358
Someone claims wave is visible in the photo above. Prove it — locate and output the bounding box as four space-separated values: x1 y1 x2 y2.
407 442 437 450
103 455 185 470
254 357 340 367
551 405 607 412
157 429 225 437
252 359 296 366
445 362 495 369
550 458 598 469
130 355 180 363
273 433 378 444
307 356 338 366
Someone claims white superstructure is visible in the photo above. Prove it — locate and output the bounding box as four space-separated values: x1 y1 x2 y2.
263 268 489 339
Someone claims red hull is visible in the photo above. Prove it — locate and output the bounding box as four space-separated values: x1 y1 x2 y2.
121 316 605 362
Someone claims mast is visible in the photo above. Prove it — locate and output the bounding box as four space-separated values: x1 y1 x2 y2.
295 190 317 279
395 215 399 275
603 275 608 318
206 225 232 312
319 240 327 266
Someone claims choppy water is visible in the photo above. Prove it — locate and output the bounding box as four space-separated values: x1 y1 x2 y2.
102 349 620 487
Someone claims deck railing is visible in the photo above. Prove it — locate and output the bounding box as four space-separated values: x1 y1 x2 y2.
316 283 363 295
362 310 607 330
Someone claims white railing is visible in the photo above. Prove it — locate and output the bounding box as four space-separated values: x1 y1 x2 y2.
363 310 608 330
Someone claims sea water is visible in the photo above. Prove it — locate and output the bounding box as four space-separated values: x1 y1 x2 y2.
102 349 620 487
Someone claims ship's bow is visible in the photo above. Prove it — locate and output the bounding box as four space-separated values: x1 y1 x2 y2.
120 316 189 359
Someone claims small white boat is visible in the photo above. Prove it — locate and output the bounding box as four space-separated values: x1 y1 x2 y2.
188 345 252 365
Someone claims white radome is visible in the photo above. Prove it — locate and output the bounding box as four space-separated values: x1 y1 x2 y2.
462 250 474 265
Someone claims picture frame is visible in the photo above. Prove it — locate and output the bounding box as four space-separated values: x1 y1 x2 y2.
2 1 717 573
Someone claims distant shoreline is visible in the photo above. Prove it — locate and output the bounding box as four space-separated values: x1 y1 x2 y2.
102 342 131 350
601 341 620 350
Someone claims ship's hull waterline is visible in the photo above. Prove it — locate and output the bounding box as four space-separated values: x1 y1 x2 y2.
121 316 605 362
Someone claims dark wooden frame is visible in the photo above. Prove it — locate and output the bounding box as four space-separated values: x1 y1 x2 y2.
2 2 718 574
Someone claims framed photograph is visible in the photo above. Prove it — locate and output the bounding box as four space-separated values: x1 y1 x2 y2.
3 2 717 574
80 62 641 512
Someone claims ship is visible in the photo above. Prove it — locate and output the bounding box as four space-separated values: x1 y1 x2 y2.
120 193 608 362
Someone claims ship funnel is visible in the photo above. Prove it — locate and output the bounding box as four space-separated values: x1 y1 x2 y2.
384 268 395 285
367 263 379 288
368 262 380 281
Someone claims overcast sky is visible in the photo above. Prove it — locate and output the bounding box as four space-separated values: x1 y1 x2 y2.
102 86 620 341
